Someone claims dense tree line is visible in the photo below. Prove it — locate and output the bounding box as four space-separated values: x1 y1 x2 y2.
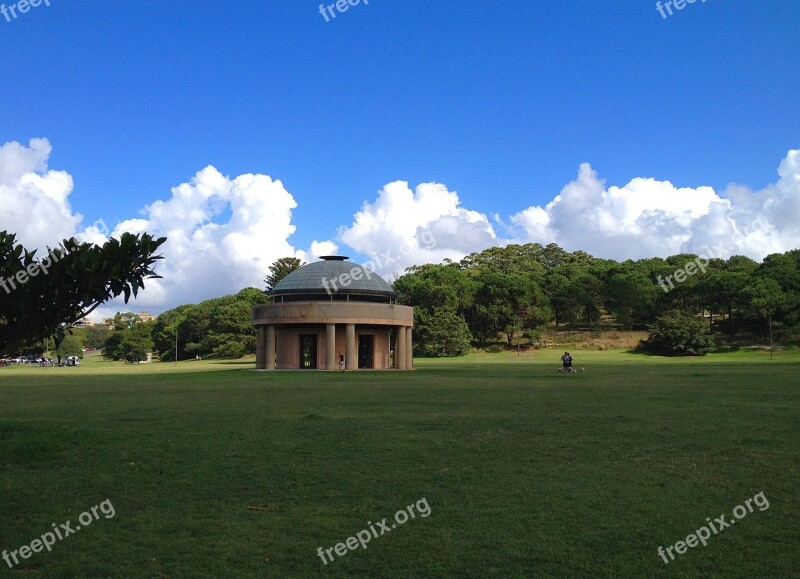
98 289 263 362
81 243 798 362
150 288 263 361
394 243 800 356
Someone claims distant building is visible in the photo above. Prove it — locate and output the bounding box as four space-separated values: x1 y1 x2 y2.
252 256 414 370
74 311 155 328
72 317 98 328
137 312 157 323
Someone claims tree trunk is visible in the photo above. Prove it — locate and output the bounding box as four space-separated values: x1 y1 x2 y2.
768 314 773 360
728 304 734 340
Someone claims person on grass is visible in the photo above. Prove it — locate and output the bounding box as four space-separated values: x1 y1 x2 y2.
561 351 573 373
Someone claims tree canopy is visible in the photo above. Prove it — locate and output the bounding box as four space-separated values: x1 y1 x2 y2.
103 319 155 363
394 243 800 357
0 231 166 357
151 288 263 361
265 257 304 292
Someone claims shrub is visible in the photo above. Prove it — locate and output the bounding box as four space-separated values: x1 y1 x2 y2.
414 309 472 357
640 311 715 356
482 344 507 353
215 340 248 360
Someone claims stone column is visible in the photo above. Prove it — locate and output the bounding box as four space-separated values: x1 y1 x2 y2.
325 324 336 370
396 326 407 370
256 326 266 369
406 326 413 370
265 325 276 370
345 324 357 371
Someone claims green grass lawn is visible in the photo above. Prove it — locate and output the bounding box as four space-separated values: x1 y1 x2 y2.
1 350 798 578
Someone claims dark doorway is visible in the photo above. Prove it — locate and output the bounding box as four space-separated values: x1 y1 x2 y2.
358 335 374 369
300 334 317 369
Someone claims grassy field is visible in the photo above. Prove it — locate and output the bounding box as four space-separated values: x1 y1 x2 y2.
1 350 798 578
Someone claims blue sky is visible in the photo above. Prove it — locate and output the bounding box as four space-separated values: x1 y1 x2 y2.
1 0 799 313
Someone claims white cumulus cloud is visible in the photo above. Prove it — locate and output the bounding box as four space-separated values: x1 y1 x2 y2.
0 138 82 250
109 166 305 311
337 180 500 278
0 139 309 319
3 138 799 321
511 150 800 260
302 240 339 262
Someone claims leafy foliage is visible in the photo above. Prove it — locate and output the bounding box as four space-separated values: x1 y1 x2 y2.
265 257 304 292
394 243 800 354
472 271 551 345
640 311 715 356
151 288 261 361
84 325 112 350
53 334 84 359
0 231 166 356
103 321 155 363
413 308 472 357
215 339 249 360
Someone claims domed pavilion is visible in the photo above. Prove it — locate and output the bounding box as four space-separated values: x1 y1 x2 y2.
252 256 414 370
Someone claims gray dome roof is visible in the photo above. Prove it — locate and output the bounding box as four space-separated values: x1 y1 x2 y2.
270 256 396 297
